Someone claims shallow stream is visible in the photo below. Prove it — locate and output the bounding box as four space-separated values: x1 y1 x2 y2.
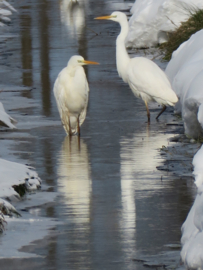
0 0 197 269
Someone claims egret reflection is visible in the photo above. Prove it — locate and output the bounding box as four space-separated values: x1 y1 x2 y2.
120 127 175 252
120 126 172 184
57 136 92 224
60 0 85 38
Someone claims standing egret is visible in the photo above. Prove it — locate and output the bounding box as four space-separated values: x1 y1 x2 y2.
95 12 178 122
53 55 99 136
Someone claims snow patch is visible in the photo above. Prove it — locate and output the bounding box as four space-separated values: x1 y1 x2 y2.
0 101 17 129
181 145 203 269
126 0 203 48
0 158 41 199
165 30 203 139
0 1 16 26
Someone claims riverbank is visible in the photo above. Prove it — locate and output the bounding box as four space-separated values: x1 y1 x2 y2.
0 13 60 257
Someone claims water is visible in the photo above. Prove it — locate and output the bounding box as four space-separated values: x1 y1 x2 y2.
0 0 196 269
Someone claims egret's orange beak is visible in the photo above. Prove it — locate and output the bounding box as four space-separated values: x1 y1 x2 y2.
94 15 113 20
83 60 99 65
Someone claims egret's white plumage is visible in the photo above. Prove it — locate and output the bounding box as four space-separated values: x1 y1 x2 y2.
95 12 178 121
53 55 99 135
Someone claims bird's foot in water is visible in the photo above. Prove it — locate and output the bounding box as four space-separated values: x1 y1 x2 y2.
156 105 167 120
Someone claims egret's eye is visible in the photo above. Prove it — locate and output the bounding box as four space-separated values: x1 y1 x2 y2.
78 60 83 63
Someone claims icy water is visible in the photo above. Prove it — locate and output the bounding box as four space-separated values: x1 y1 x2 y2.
0 0 196 269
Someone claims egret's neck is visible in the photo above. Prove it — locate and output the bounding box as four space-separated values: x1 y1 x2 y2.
116 19 130 83
67 65 78 77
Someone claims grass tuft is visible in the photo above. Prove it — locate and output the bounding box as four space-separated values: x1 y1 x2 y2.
159 8 203 60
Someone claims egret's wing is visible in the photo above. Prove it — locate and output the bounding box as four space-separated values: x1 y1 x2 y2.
79 79 89 126
127 58 177 105
53 76 74 134
53 77 63 119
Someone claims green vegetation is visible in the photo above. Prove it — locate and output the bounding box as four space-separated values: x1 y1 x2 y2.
160 8 203 60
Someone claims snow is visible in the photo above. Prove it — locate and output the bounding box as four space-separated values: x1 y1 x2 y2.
128 2 203 267
0 8 11 16
165 30 203 139
1 0 17 13
0 3 18 128
0 198 21 232
193 146 203 192
0 0 16 26
181 145 203 269
126 0 203 48
0 157 42 241
161 25 203 269
0 101 17 128
0 198 21 216
0 158 41 199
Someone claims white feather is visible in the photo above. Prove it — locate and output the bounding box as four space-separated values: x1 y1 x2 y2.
53 55 94 135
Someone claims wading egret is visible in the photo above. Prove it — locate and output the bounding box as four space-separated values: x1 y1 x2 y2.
95 12 178 122
53 55 99 136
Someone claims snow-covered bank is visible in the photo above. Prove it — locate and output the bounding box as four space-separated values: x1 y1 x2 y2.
0 157 41 234
0 158 41 200
126 0 203 48
165 30 203 139
0 198 21 233
0 1 43 234
0 1 18 129
163 25 203 270
181 145 203 269
0 101 17 128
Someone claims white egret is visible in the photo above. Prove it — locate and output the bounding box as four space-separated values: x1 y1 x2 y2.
95 12 178 122
53 55 99 136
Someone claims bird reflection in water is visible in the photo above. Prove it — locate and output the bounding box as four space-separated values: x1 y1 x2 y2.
57 136 92 225
119 125 173 251
60 0 85 39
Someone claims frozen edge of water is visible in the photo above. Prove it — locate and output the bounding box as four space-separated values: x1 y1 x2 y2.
0 191 59 259
1 214 60 259
133 250 184 270
0 82 61 259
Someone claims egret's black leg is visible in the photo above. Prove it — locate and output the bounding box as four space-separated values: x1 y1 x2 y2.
156 105 167 120
77 117 80 136
77 136 81 151
68 116 72 136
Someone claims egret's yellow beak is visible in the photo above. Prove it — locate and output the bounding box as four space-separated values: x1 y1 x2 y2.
94 15 113 20
83 60 99 65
